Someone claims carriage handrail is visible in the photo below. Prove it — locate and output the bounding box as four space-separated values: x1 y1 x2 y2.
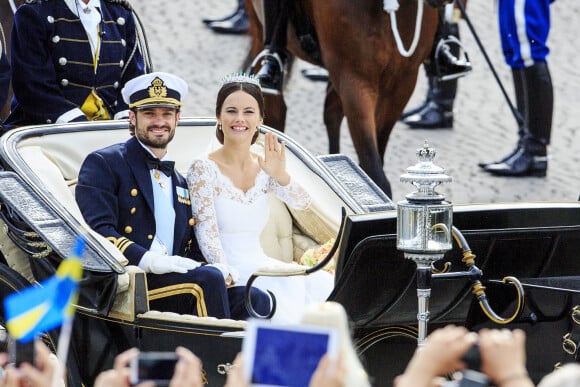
243 208 347 319
432 225 525 324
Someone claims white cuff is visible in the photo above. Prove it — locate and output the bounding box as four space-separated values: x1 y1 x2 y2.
56 108 85 123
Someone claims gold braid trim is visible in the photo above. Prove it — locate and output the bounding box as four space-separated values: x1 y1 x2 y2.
148 284 207 317
106 236 134 253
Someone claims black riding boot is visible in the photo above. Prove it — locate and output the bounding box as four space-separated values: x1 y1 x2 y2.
402 22 460 129
204 0 249 34
478 68 527 168
484 63 553 177
255 0 287 93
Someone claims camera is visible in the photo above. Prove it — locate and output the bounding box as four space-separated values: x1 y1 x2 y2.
443 370 490 387
443 344 490 387
130 351 178 387
457 369 490 387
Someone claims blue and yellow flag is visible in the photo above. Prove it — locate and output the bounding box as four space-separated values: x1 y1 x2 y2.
4 239 84 343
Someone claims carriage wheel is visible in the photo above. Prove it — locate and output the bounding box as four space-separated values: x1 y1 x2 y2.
355 326 418 387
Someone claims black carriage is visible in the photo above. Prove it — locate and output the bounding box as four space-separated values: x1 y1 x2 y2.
0 120 578 386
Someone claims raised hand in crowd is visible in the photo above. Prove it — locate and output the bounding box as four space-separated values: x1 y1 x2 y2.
308 354 346 387
478 328 534 387
93 346 203 387
0 340 64 387
394 325 478 387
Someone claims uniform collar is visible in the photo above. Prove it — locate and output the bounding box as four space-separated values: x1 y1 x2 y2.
64 0 102 16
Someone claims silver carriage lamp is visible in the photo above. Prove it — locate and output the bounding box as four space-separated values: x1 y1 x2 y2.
397 141 453 346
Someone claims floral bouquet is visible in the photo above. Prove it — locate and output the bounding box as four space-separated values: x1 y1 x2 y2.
299 239 336 274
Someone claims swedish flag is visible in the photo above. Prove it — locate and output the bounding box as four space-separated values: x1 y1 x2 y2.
4 239 84 343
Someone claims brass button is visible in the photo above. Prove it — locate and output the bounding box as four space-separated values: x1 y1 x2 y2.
130 207 136 214
130 189 138 197
124 226 133 234
147 234 153 240
188 218 195 226
186 200 191 206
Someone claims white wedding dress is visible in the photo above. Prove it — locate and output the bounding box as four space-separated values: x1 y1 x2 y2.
187 158 334 323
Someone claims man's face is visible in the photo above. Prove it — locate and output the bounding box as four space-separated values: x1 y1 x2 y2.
130 107 180 150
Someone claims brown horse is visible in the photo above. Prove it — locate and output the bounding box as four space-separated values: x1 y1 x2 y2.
0 0 25 120
246 0 445 197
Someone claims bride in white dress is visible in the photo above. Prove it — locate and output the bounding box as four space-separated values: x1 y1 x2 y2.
186 74 334 323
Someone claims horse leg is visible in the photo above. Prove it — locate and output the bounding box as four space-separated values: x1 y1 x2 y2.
340 84 392 197
244 0 265 70
263 93 287 131
323 81 343 154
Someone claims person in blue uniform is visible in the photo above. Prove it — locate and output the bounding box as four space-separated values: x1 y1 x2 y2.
480 0 553 176
3 0 146 130
76 72 271 319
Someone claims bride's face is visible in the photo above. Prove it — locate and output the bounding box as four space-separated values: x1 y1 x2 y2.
219 90 263 145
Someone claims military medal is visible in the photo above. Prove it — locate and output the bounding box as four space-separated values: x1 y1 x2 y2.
153 170 165 189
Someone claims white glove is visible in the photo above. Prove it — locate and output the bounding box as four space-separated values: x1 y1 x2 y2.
139 252 201 274
207 263 240 284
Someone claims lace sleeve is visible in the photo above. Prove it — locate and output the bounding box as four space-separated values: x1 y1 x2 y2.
186 159 227 264
270 176 312 210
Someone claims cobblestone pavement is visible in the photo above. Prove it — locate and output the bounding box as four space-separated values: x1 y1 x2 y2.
133 1 579 205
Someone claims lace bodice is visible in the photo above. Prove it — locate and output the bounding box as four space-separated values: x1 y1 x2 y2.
186 158 311 265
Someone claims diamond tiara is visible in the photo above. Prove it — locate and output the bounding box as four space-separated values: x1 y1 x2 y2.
221 72 261 88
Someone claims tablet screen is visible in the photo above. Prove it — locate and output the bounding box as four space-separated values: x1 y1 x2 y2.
242 320 339 387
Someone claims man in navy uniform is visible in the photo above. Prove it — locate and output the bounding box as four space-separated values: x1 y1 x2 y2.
3 0 145 130
76 72 271 319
